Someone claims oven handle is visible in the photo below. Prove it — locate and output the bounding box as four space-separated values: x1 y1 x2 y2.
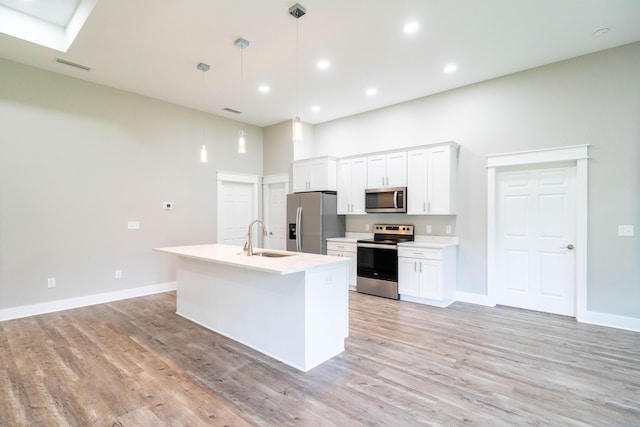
357 243 398 250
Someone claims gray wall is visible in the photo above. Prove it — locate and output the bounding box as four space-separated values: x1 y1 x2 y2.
0 59 263 309
262 121 293 176
301 42 639 318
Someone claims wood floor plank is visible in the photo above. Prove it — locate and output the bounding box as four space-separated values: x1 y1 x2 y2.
1 290 639 426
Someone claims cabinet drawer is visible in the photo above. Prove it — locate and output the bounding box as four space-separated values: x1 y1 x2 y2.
327 242 356 254
398 247 442 260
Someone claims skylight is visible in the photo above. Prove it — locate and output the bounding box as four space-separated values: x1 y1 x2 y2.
0 0 97 52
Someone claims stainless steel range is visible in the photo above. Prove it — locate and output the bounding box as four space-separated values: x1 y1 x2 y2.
356 224 414 300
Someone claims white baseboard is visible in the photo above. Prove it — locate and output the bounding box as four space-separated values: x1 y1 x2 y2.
579 310 640 333
0 282 177 322
455 291 495 307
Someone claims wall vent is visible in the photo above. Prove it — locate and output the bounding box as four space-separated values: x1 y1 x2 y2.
55 57 92 71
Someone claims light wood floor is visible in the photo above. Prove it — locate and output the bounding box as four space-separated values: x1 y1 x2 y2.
1 291 639 426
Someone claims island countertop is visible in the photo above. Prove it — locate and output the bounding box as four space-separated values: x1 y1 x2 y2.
154 244 348 275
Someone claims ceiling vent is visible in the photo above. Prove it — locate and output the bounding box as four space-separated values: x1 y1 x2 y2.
223 107 242 114
55 57 92 71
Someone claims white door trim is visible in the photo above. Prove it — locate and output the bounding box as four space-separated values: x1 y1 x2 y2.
487 145 589 320
217 171 260 244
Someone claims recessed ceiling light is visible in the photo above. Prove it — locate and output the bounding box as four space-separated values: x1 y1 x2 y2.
258 85 270 93
404 22 419 34
311 105 320 112
317 60 330 70
366 88 378 96
443 64 457 73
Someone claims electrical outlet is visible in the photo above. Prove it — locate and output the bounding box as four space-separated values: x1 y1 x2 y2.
115 270 122 279
426 225 432 233
445 225 452 234
618 225 634 237
365 224 370 231
47 278 56 288
127 221 140 229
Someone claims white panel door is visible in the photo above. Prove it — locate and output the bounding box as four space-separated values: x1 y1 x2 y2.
265 182 286 250
496 165 576 316
219 181 253 246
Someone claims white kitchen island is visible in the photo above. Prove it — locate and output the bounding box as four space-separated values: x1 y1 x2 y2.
154 244 350 372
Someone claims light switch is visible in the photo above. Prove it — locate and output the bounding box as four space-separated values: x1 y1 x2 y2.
618 225 634 237
127 221 140 230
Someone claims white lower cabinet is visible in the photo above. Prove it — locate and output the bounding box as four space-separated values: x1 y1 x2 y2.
327 241 357 290
398 246 457 307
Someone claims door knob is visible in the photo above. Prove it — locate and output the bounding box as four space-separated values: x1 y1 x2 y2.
562 244 575 250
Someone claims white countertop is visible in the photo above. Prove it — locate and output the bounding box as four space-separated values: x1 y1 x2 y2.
326 237 358 243
399 236 459 249
154 244 349 275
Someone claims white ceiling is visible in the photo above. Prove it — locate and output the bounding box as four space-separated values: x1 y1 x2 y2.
1 0 639 127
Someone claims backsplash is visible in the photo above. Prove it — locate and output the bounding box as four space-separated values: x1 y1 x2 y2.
346 214 456 236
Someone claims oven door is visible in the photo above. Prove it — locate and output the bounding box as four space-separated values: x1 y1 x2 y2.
357 243 398 282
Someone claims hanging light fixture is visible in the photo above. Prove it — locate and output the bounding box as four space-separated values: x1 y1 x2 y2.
289 3 306 143
197 62 210 163
234 37 249 154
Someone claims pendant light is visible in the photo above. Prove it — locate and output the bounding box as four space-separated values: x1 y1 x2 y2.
197 62 210 163
289 3 306 143
235 37 249 154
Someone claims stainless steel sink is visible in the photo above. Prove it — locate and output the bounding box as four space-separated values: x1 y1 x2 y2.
253 251 297 258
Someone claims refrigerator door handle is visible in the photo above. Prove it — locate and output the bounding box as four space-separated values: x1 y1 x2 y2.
296 206 302 252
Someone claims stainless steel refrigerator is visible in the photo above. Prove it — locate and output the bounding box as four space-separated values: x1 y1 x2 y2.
287 192 345 254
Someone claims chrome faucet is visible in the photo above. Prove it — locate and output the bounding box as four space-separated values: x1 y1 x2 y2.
245 219 267 256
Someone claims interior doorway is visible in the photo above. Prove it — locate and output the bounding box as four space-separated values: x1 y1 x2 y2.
496 164 576 316
217 172 260 246
263 174 289 250
487 145 589 319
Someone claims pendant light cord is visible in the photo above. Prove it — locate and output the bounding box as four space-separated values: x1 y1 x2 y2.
296 18 299 116
240 47 244 112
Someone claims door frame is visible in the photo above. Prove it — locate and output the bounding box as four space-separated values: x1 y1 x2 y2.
262 174 289 249
216 171 260 244
487 145 589 320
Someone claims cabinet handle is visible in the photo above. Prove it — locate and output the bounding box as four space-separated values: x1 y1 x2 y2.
381 177 384 186
423 202 426 212
414 261 417 272
428 202 431 212
419 262 422 273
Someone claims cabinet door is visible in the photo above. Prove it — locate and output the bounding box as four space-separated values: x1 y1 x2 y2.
292 162 310 192
407 149 428 214
385 151 407 187
427 145 453 214
419 260 442 299
398 257 420 296
367 154 386 188
337 160 352 214
308 159 328 191
349 157 367 214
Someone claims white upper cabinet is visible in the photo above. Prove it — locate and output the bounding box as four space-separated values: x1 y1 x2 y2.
292 157 337 193
367 151 407 188
337 157 367 214
407 142 458 215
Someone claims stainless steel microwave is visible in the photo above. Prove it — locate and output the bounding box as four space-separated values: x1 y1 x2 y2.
365 187 407 213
